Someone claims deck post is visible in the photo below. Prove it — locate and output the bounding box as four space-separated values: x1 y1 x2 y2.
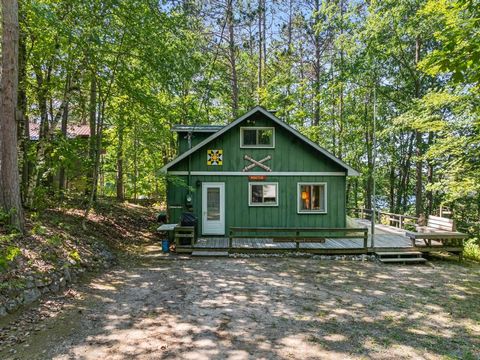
296 231 300 250
459 239 464 262
399 215 403 229
363 230 368 250
370 208 375 248
229 230 233 249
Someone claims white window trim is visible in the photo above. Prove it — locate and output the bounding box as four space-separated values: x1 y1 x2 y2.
248 182 279 207
240 127 275 148
297 182 327 214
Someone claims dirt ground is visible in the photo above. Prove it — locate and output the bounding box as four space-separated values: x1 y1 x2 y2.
1 247 479 360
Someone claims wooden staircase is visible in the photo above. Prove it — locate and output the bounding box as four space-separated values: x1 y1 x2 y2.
375 251 427 264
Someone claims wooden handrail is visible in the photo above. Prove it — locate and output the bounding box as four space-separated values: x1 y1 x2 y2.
230 227 368 232
348 208 419 230
229 226 369 250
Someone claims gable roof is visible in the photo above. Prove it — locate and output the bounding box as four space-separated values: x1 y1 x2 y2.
161 106 359 176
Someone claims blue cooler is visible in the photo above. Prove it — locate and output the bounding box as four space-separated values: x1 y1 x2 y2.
162 239 169 253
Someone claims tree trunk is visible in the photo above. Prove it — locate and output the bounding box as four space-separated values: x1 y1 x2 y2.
338 0 344 160
133 123 138 201
0 0 25 231
397 132 415 213
226 0 238 118
313 0 321 127
116 118 124 201
25 76 72 208
262 0 266 86
58 75 71 193
33 65 48 140
389 164 396 213
285 0 293 123
82 98 104 230
426 131 434 215
17 12 29 204
414 36 423 217
86 74 97 197
364 93 373 210
257 0 262 95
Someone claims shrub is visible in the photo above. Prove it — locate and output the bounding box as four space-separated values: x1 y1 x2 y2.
0 246 21 271
68 250 81 263
464 238 480 262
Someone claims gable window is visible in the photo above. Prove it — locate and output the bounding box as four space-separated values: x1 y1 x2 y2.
249 182 278 206
240 127 275 148
298 183 327 213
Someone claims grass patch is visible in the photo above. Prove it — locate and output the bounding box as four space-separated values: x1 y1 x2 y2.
0 278 26 291
47 234 64 247
31 223 48 236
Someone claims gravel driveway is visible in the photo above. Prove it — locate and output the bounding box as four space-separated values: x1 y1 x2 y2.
1 248 479 360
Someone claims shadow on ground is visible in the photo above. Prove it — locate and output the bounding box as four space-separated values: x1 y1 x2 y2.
6 254 480 359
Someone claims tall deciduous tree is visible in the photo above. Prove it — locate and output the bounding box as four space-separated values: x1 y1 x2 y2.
0 0 25 231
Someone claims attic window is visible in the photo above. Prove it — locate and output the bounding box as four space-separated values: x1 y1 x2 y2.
240 127 274 148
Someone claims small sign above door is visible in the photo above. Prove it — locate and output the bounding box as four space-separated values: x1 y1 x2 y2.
248 175 267 181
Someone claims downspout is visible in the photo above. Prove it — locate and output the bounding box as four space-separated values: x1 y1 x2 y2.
187 131 192 188
186 131 193 210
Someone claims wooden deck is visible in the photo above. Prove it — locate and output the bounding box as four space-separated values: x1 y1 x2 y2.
175 219 464 255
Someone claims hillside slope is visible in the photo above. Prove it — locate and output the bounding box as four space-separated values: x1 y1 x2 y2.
0 200 158 316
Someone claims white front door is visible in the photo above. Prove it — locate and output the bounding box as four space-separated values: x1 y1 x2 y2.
202 182 225 235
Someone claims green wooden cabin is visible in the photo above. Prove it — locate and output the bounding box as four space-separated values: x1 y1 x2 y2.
161 106 359 236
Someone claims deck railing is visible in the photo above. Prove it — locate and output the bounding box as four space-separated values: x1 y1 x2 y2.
348 208 418 230
229 227 369 250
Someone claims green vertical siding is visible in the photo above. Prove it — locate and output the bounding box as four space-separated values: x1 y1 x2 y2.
168 175 346 235
171 115 346 173
166 111 349 233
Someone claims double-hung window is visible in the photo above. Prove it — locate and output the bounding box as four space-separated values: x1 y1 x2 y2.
240 127 275 148
249 182 278 206
298 183 327 213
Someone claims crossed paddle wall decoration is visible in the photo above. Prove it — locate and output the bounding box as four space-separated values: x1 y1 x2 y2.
243 155 272 172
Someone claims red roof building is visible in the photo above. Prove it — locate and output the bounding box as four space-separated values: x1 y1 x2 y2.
29 122 90 140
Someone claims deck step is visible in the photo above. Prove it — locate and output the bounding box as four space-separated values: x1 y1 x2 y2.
191 251 229 257
378 257 427 263
375 250 427 264
375 251 422 256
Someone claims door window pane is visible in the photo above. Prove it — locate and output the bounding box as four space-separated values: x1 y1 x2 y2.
207 187 220 220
